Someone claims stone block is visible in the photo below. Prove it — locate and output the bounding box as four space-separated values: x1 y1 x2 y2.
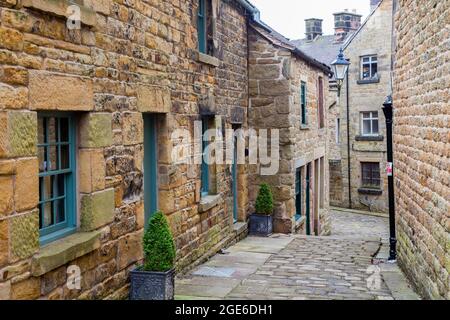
0 66 28 86
122 112 143 146
29 71 94 111
79 113 113 148
0 176 14 216
80 189 115 231
79 149 106 193
249 64 281 79
10 276 40 300
2 111 37 158
0 281 11 300
0 84 28 110
84 0 111 15
116 231 143 270
136 85 171 113
0 26 23 51
14 158 39 212
258 79 290 96
0 220 8 267
10 210 39 261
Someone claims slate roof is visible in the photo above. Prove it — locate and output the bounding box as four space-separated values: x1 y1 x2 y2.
291 35 347 67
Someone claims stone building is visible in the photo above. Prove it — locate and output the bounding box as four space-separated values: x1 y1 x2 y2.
327 0 393 213
392 0 449 299
248 23 332 235
0 0 256 300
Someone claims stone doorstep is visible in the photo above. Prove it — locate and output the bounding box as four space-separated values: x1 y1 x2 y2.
379 263 421 300
31 230 102 277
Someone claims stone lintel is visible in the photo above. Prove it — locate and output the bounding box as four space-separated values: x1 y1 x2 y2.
31 230 102 277
136 85 171 114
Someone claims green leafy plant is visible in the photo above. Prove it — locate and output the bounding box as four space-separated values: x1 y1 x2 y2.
255 183 274 215
143 211 176 272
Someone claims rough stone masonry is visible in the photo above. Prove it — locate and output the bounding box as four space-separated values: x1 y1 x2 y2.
393 0 449 300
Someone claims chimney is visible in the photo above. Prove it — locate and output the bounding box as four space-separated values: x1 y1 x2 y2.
333 10 362 42
370 0 382 11
305 18 323 41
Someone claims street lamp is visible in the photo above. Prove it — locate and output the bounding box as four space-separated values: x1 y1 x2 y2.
382 95 397 262
331 48 350 97
331 48 352 209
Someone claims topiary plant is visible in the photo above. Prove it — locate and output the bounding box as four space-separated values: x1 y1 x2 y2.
143 211 176 272
255 183 274 215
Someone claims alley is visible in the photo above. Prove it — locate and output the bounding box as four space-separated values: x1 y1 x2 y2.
175 210 418 300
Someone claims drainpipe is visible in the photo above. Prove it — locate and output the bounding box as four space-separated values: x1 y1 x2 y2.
346 71 352 209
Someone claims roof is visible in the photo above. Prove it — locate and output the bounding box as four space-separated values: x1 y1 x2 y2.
250 23 333 76
291 35 346 67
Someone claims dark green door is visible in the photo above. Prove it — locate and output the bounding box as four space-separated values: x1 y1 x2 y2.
143 114 158 227
305 164 311 235
295 168 301 220
232 130 238 223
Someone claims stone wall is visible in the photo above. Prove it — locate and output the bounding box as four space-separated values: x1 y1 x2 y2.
248 26 331 236
0 0 250 300
393 0 449 300
333 0 393 213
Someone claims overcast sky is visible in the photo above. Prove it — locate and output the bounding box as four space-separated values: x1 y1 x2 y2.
250 0 371 40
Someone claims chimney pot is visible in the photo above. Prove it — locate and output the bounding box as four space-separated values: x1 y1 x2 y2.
305 18 323 41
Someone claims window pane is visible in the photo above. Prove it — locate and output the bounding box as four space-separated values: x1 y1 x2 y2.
55 198 66 224
60 117 69 142
363 120 371 134
38 146 46 172
52 174 65 198
48 117 57 143
60 145 70 170
49 145 59 171
372 120 379 134
363 57 370 63
41 202 53 228
41 176 52 201
38 118 45 145
372 62 378 77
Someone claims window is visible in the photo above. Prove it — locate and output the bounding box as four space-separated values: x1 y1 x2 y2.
336 118 340 144
318 77 324 128
361 111 379 136
201 118 210 196
197 0 213 55
361 55 378 80
295 168 302 220
361 162 381 189
301 81 307 125
38 114 76 244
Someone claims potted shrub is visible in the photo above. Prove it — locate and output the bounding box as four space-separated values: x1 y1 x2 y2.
130 211 176 300
249 183 274 236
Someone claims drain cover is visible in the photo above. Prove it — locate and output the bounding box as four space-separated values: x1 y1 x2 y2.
192 266 235 278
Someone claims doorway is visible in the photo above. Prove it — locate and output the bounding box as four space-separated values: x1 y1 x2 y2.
143 114 158 227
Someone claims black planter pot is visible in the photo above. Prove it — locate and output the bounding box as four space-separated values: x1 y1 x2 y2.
129 268 175 300
249 214 273 236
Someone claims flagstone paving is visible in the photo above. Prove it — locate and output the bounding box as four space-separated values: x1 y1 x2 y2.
175 209 419 300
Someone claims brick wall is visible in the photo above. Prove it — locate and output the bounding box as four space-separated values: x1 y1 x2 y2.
393 0 449 300
0 0 250 299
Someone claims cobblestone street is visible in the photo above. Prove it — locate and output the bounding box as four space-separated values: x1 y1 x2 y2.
175 209 419 300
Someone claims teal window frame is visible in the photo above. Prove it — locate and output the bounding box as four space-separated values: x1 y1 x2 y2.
201 117 209 196
295 168 302 221
301 81 307 125
38 113 77 245
143 114 158 227
198 0 207 53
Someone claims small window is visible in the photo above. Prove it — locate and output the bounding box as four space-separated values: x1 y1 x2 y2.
295 168 302 220
318 77 324 129
361 55 378 80
300 81 307 125
361 162 381 189
336 118 340 144
198 0 213 55
38 114 77 244
361 111 379 136
201 117 210 196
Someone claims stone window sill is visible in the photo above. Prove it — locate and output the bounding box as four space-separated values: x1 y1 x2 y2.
21 0 96 27
199 194 222 213
197 52 220 68
355 135 384 141
300 124 310 130
358 188 382 196
233 222 247 233
295 216 306 229
357 77 380 85
31 230 102 277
